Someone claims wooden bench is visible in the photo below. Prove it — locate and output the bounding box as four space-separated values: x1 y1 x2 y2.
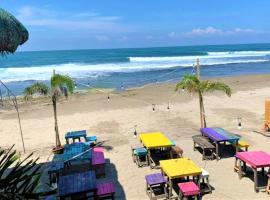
192 135 216 160
233 140 249 151
92 147 106 178
96 182 115 199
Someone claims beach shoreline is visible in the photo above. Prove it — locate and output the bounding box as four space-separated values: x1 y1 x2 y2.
1 73 270 199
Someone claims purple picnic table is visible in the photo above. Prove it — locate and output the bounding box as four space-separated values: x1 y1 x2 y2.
201 127 240 160
58 170 96 199
235 151 270 192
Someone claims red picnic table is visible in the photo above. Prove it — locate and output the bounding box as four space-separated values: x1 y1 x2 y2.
235 151 270 192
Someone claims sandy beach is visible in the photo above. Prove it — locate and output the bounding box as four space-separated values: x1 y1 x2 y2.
1 74 270 199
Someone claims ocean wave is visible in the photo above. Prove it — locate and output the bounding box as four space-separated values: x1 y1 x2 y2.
129 50 270 62
0 57 269 83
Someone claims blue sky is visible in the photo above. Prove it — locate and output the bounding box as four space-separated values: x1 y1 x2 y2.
1 0 270 51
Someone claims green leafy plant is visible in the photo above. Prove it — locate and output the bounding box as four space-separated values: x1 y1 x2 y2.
23 82 49 101
0 145 40 199
175 74 231 128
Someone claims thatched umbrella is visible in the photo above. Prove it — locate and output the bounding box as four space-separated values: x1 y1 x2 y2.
0 8 28 54
0 8 28 152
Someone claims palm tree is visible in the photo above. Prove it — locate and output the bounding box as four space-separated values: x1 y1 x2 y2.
175 74 231 128
24 72 74 150
51 73 74 149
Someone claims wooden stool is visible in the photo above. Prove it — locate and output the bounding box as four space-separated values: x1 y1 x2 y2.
234 140 249 152
145 173 166 200
133 147 148 167
178 181 200 200
96 182 115 199
200 168 211 193
266 174 270 195
172 146 183 158
92 147 106 178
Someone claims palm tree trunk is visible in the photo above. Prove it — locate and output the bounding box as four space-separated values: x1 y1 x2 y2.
52 94 61 147
199 91 207 128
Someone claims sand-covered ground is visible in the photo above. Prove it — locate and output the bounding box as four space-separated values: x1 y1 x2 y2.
1 74 270 199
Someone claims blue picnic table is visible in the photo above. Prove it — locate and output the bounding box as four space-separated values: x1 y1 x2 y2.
201 127 241 160
58 170 97 199
65 130 87 144
63 142 92 166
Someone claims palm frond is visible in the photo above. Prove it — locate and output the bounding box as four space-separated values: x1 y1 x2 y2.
201 81 231 97
23 82 49 101
0 145 40 199
175 74 200 93
51 74 74 93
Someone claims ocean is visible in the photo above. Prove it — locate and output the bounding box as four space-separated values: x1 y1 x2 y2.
1 43 270 95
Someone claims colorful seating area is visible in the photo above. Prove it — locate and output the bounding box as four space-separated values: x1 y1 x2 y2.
200 127 246 160
45 130 116 199
139 132 175 169
133 131 214 199
234 151 270 192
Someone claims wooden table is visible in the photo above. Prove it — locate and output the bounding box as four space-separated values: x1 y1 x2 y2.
201 127 240 160
236 151 270 192
140 132 174 168
58 170 97 199
63 142 92 166
160 158 202 199
65 130 87 144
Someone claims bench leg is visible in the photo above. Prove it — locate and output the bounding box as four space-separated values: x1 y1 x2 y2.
215 143 219 160
202 149 205 160
253 168 258 192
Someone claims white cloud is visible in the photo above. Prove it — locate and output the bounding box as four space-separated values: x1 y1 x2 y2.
186 27 258 36
187 27 222 36
168 32 177 38
119 36 128 42
16 6 135 33
95 35 110 42
146 35 154 40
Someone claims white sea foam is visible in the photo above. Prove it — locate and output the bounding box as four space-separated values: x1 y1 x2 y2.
1 50 269 82
129 51 270 62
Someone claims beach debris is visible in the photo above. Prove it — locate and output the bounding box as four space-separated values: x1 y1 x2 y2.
167 101 170 110
134 125 137 138
152 104 156 112
107 94 110 102
237 117 242 129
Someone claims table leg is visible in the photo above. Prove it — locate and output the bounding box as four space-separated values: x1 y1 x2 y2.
262 167 265 176
235 141 239 153
253 168 258 192
169 178 172 200
238 160 242 179
169 147 173 159
216 142 219 160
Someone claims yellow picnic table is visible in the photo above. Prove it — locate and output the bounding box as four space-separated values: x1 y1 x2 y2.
140 132 173 149
139 132 174 168
160 158 202 199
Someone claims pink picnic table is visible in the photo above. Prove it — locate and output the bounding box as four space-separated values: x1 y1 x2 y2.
235 151 270 192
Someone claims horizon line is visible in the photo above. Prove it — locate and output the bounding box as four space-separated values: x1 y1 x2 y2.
17 42 270 53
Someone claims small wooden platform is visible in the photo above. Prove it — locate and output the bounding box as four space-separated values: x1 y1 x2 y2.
192 135 215 160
